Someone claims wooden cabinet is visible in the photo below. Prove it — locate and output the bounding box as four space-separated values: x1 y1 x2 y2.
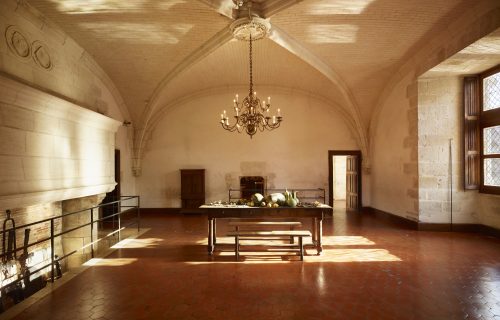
180 169 205 213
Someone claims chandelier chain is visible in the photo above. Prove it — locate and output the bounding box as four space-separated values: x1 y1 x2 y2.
249 34 253 97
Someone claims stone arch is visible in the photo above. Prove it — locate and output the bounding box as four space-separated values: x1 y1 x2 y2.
132 86 363 176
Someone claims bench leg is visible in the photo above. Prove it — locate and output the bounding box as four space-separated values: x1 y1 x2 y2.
235 235 239 261
299 236 304 261
208 218 214 255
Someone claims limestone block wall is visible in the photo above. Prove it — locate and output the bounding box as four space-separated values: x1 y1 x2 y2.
0 75 121 210
61 194 105 269
0 0 136 197
479 194 500 229
137 91 359 208
370 73 419 221
417 76 500 228
417 77 479 224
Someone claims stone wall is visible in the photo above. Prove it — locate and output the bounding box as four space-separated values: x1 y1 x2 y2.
479 194 500 229
0 0 135 198
0 75 121 210
61 194 105 269
370 73 419 221
137 91 360 207
418 77 479 224
417 76 500 228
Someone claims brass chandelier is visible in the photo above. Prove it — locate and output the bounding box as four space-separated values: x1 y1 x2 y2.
220 3 282 138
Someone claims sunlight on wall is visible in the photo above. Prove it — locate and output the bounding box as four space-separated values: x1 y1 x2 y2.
51 0 186 14
83 258 137 267
78 22 193 44
307 0 375 15
112 238 164 249
307 25 358 44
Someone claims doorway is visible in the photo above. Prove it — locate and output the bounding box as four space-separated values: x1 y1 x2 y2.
328 150 362 211
102 149 121 218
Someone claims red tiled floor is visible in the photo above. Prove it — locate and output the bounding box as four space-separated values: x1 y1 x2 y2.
10 210 500 320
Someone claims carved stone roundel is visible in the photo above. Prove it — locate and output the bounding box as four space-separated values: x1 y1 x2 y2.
5 26 30 59
32 40 52 70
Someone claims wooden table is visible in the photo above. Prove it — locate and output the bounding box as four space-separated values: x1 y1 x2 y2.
199 205 333 255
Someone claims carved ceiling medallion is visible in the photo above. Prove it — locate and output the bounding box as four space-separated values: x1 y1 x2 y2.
5 26 30 59
32 41 53 70
5 26 53 70
230 16 271 41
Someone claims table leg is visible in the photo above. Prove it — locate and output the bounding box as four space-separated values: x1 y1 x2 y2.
213 218 217 245
317 216 323 255
208 218 214 255
312 217 317 246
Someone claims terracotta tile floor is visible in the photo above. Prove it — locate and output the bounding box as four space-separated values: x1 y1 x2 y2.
10 211 500 320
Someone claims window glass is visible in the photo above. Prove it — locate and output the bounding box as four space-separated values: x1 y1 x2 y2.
484 158 500 186
483 72 500 111
484 125 500 155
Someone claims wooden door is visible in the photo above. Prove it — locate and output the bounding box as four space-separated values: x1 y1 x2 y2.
180 169 205 212
346 155 359 211
102 149 120 218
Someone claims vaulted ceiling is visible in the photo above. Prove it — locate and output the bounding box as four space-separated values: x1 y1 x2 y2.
26 0 499 131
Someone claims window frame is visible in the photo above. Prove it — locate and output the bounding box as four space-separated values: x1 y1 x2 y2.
479 65 500 195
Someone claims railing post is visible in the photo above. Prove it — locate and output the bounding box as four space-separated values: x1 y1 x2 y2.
50 218 55 283
90 208 94 258
118 204 121 242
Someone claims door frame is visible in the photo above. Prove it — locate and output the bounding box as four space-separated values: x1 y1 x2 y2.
328 150 362 208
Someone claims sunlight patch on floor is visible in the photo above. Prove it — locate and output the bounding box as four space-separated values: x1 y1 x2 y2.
322 236 375 246
83 258 137 267
304 249 401 263
111 238 164 249
197 235 374 246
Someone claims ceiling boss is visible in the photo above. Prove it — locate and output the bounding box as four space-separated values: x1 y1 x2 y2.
220 0 283 138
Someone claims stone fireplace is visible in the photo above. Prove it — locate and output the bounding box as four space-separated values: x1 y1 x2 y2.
0 75 121 285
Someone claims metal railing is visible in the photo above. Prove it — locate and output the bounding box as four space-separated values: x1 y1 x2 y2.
0 195 140 294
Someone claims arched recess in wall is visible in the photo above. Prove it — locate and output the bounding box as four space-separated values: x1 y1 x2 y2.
369 4 500 142
132 26 370 176
133 86 361 169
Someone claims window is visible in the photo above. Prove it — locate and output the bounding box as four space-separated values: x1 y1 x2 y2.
480 66 500 194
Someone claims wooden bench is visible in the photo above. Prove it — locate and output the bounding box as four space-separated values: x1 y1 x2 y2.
228 221 302 228
227 230 312 261
228 220 302 243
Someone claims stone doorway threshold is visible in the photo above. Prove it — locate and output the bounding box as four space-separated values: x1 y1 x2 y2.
1 228 151 320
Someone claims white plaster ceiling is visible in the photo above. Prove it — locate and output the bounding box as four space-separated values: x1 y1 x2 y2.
422 28 500 78
158 38 347 110
26 0 498 127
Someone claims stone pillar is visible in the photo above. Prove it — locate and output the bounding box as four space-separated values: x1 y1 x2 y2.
61 194 105 269
404 79 420 220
